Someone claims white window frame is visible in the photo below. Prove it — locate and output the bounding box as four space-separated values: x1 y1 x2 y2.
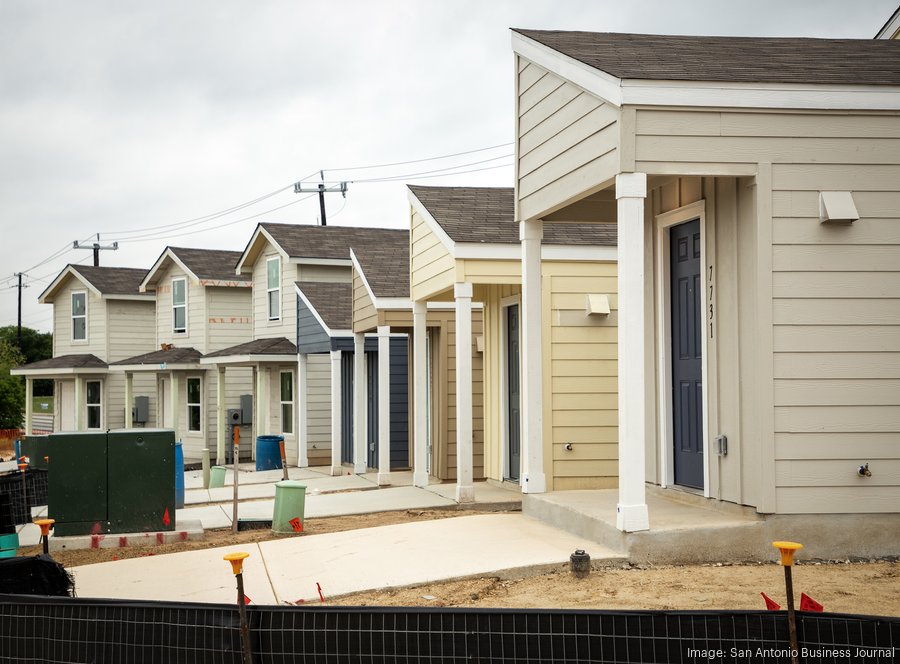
72 291 87 342
85 379 102 430
267 257 281 321
186 376 203 433
280 370 294 435
172 277 187 334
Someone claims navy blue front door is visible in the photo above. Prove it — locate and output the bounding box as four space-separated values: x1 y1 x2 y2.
366 350 378 468
341 353 353 464
507 304 521 481
670 219 704 489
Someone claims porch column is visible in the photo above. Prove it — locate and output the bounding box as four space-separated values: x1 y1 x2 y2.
412 301 429 487
297 354 309 467
377 326 391 486
74 376 84 430
520 218 546 494
353 333 367 474
216 366 226 465
329 350 343 476
170 371 179 439
454 282 474 503
24 377 33 436
615 171 650 532
256 367 268 436
124 372 134 429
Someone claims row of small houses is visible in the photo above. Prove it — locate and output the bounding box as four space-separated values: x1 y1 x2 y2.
14 29 900 534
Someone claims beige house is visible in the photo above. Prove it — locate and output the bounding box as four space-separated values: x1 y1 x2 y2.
12 266 156 433
349 230 484 486
509 30 900 530
407 186 618 500
110 247 253 462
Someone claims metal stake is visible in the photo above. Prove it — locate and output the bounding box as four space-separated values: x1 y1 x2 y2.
232 426 240 534
773 541 803 664
224 552 253 664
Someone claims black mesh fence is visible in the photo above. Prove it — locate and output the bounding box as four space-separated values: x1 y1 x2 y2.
0 594 897 663
0 468 48 526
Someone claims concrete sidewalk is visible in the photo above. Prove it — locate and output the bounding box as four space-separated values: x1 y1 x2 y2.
70 513 622 604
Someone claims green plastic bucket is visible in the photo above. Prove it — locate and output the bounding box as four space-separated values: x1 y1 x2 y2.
0 532 18 558
272 481 307 534
209 466 227 489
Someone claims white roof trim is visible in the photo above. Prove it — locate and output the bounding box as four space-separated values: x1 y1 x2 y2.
103 294 156 301
235 226 291 275
512 30 900 111
351 249 412 311
294 283 342 337
408 188 457 255
11 366 108 377
543 245 617 261
876 6 900 39
350 249 380 304
288 257 351 267
109 362 199 372
39 266 102 303
455 243 519 260
199 354 294 366
141 248 198 292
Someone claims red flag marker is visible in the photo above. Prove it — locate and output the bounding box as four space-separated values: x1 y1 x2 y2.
162 507 171 527
761 592 781 611
243 595 252 605
289 517 303 533
800 593 824 612
317 582 325 603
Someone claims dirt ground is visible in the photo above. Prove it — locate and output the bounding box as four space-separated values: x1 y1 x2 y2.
18 505 900 616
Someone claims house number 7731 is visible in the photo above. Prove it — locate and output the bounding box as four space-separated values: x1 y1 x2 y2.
708 265 714 339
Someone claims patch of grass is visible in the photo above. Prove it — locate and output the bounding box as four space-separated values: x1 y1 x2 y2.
32 396 53 414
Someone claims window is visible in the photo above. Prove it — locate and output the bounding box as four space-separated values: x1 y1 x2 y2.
86 380 101 429
267 257 280 320
280 371 293 434
72 292 87 341
172 278 187 333
187 377 202 432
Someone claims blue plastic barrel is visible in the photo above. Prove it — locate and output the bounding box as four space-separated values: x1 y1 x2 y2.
175 442 185 509
255 435 284 471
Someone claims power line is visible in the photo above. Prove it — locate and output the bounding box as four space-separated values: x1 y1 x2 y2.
353 161 514 184
325 142 513 172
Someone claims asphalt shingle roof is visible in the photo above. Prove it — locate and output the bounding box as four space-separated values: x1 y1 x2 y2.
111 347 202 366
168 247 249 283
296 282 352 331
409 186 616 246
261 224 408 261
203 337 297 359
352 233 410 299
70 266 148 296
513 30 900 86
15 354 107 371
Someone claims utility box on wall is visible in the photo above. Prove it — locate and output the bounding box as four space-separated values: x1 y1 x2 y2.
132 396 150 424
48 429 176 537
239 394 253 424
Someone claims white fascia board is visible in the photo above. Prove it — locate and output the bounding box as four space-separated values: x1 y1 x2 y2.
295 286 336 337
349 250 379 305
288 257 351 267
235 226 290 276
376 298 412 311
109 363 198 372
426 301 484 310
454 243 519 260
199 354 293 366
142 249 200 292
39 267 102 304
11 367 108 377
876 7 900 39
542 245 618 262
407 189 457 255
512 31 623 107
103 294 156 301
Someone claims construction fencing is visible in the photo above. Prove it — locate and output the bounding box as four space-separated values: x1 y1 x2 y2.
1 594 897 663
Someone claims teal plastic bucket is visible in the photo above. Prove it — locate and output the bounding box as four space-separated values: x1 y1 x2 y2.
0 532 18 558
209 466 226 488
272 481 307 533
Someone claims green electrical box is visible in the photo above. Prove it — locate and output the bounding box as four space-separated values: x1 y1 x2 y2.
48 429 176 537
22 435 51 470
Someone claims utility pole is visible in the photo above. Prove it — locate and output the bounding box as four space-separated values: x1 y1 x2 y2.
293 172 348 226
16 272 27 346
73 234 118 266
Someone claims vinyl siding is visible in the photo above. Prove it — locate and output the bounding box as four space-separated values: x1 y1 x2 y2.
352 268 378 333
198 365 254 462
155 265 207 352
106 300 156 363
410 209 455 301
52 279 106 358
252 245 295 340
516 57 620 222
460 258 521 285
305 353 331 466
205 287 252 353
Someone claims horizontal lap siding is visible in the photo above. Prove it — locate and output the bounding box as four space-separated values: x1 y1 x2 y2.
54 280 106 358
106 300 156 362
544 261 619 491
305 353 331 466
206 287 252 354
253 245 294 340
352 269 378 333
517 58 619 222
155 265 206 351
410 210 455 301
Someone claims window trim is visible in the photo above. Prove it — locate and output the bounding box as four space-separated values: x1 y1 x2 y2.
266 256 281 321
172 277 187 334
71 291 88 343
85 379 102 430
280 370 293 435
186 376 203 434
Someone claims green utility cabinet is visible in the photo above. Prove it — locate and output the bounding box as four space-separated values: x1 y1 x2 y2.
49 429 176 537
22 435 51 470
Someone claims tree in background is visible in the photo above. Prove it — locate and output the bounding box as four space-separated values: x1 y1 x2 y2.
0 325 53 397
0 340 25 428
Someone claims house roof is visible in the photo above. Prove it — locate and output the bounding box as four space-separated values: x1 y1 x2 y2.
142 247 250 291
296 281 352 332
512 30 900 86
14 354 107 372
408 186 616 246
110 346 203 366
40 265 151 303
203 337 297 359
351 233 410 299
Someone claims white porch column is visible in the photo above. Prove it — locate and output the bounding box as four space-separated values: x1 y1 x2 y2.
124 372 134 430
353 333 367 474
412 301 429 487
616 171 650 532
170 371 180 439
377 326 391 486
216 366 226 465
329 350 343 476
454 282 474 503
256 366 268 436
74 376 84 430
297 354 309 467
520 218 547 494
24 377 33 436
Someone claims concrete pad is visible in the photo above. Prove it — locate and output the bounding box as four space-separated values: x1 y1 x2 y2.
176 504 231 529
49 521 204 552
184 488 211 505
303 485 455 519
208 482 277 503
260 514 621 602
425 481 521 506
70 543 278 605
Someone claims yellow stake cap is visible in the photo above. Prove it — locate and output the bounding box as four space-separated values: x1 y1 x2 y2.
33 518 55 537
772 541 803 566
224 551 250 575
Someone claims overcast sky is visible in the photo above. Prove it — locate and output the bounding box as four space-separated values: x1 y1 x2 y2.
1 0 894 333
